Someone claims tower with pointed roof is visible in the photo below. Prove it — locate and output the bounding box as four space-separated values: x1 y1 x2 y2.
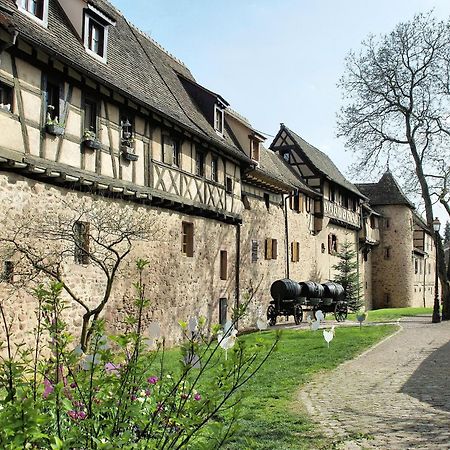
357 171 436 308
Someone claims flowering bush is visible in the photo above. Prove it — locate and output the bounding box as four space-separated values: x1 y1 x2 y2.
0 260 278 448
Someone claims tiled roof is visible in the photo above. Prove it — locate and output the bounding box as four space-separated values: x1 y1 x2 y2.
356 171 415 209
1 0 250 162
279 125 364 198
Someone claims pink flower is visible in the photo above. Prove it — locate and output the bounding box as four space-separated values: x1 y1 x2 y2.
147 376 159 385
70 382 77 389
104 362 121 375
43 378 54 399
194 393 201 401
67 410 87 421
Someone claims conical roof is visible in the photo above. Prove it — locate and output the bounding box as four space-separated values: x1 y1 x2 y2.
356 171 415 208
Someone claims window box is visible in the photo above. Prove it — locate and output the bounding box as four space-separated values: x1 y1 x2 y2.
121 145 139 161
82 129 101 150
83 138 101 150
46 123 65 136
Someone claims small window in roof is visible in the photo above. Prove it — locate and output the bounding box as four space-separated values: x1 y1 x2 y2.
17 0 47 26
84 12 110 63
214 105 224 135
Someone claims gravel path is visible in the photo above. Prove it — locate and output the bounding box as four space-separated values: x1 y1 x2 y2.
298 316 450 449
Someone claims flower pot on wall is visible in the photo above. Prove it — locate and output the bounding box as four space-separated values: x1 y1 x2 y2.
82 139 101 150
46 123 65 136
121 146 139 161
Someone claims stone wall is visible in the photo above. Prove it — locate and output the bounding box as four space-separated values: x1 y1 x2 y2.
0 171 237 347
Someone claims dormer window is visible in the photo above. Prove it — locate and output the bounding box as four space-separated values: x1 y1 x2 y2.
83 7 115 63
250 139 260 162
214 105 224 135
17 0 47 26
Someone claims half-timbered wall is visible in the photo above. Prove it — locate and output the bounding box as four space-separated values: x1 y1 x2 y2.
0 47 243 218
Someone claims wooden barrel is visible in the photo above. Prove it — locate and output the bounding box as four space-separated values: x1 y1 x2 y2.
299 281 324 298
322 282 345 300
270 279 302 300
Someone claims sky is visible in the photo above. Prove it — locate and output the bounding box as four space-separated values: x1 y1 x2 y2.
110 0 450 221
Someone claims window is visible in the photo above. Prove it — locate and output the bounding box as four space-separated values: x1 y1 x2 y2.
250 139 260 162
328 234 338 254
385 218 391 229
290 192 304 213
18 0 46 24
74 221 90 265
84 99 98 134
251 240 258 262
384 247 391 260
211 157 218 182
220 250 227 280
219 298 228 326
242 194 251 210
46 80 60 122
0 82 13 112
265 238 278 260
84 14 109 62
282 151 290 162
162 135 179 166
214 105 224 134
2 260 14 283
329 186 336 202
226 177 233 194
415 259 418 274
182 222 194 257
291 241 300 263
264 192 270 210
195 150 204 177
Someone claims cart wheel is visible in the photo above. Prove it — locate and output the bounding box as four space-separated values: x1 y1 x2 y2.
294 304 303 325
313 306 326 320
267 305 277 326
334 301 348 322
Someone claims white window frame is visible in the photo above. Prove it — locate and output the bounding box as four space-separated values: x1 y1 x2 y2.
84 13 109 63
214 105 224 135
16 0 48 27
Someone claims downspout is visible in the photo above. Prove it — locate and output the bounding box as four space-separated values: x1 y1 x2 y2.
284 190 297 279
235 222 241 329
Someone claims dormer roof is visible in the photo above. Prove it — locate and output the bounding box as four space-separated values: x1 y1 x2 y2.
271 124 365 198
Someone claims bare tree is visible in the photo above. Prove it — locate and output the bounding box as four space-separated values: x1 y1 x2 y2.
337 11 450 320
0 193 159 350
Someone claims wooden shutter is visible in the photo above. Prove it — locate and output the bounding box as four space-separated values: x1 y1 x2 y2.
291 242 295 262
328 234 333 254
272 239 278 260
220 250 227 280
265 238 272 260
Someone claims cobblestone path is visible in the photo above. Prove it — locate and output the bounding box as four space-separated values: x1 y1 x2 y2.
298 316 450 449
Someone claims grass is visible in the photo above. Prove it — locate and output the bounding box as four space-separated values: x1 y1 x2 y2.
221 324 397 449
344 307 433 322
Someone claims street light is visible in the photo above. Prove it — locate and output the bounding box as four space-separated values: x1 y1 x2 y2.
432 217 441 323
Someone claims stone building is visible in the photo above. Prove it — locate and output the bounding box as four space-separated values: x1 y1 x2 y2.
357 171 436 308
0 0 437 346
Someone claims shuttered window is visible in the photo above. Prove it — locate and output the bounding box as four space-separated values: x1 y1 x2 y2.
182 222 194 257
328 234 338 254
162 135 179 166
265 238 278 260
290 192 304 213
220 250 227 280
74 221 90 265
